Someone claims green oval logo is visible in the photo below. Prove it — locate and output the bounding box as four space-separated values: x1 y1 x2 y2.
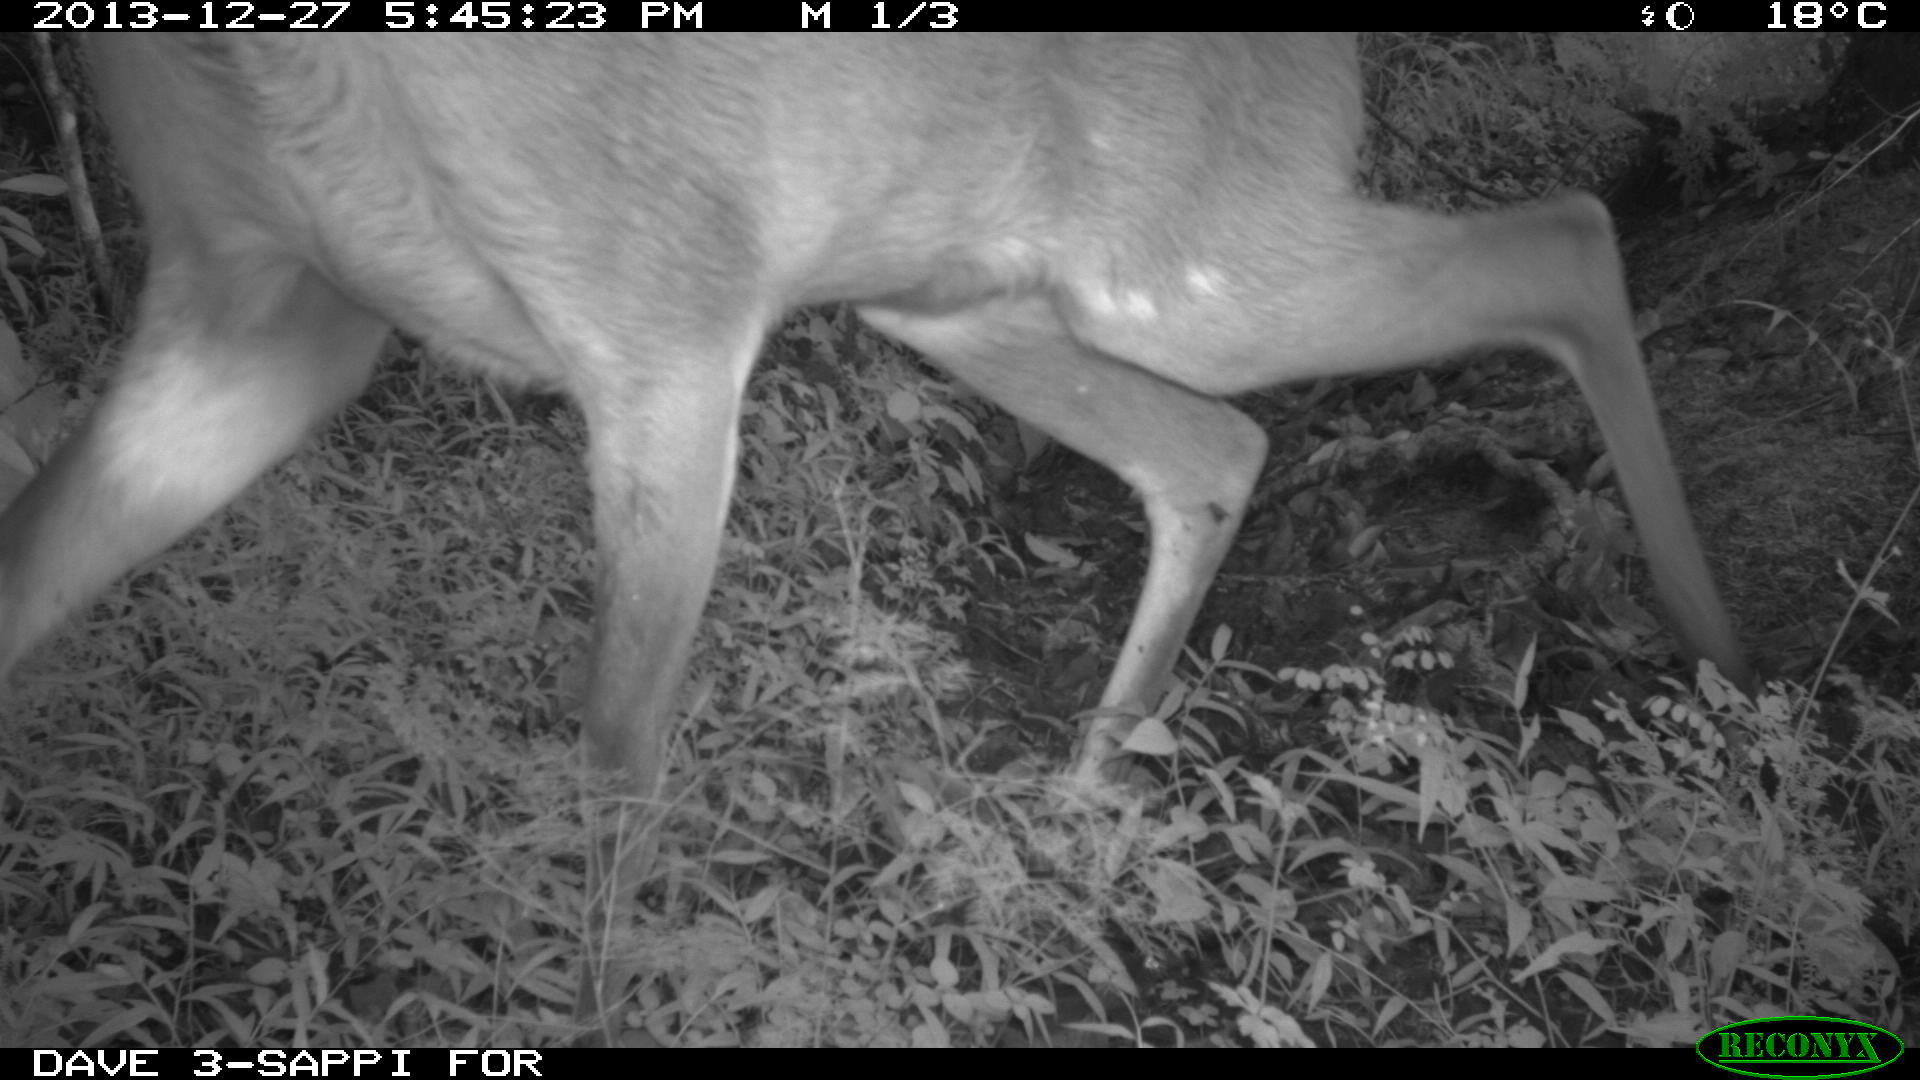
1698 1016 1904 1079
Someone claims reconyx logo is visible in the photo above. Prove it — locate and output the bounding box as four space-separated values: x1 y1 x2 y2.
1697 1017 1903 1078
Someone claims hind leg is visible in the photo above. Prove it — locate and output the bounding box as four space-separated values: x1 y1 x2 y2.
861 295 1268 784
